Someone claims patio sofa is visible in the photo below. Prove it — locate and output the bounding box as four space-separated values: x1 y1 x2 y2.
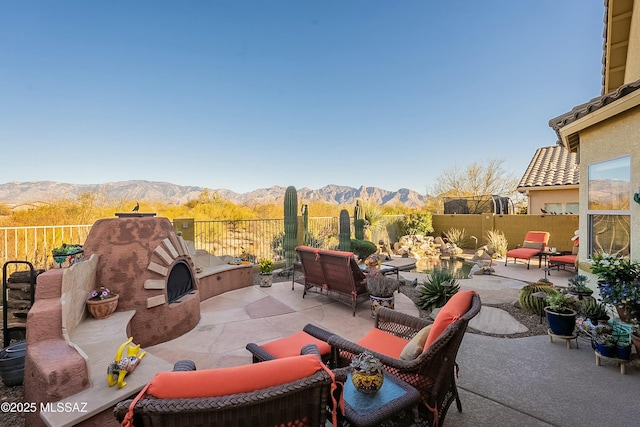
114 352 341 427
295 245 369 316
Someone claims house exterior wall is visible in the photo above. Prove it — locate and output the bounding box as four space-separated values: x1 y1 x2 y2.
527 188 579 215
624 1 640 83
576 106 640 264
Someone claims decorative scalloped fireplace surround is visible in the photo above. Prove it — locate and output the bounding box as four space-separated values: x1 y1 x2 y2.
82 216 200 347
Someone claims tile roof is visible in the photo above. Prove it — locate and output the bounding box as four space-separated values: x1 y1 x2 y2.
517 145 579 190
549 78 640 136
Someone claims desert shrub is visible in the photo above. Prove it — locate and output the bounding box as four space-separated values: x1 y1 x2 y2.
396 212 433 236
485 229 508 257
444 228 466 248
418 267 460 311
350 239 377 260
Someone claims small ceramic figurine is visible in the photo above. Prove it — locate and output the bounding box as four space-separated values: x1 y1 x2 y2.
107 337 146 389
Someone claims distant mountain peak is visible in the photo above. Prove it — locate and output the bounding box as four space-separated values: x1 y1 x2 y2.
0 181 427 207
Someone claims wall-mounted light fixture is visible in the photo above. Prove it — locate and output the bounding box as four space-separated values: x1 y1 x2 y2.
634 186 640 205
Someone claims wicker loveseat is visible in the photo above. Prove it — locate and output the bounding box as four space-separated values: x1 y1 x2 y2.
324 291 481 427
114 353 339 427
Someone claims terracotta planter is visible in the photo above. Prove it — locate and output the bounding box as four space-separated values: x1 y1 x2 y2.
615 306 634 324
631 333 640 355
369 295 394 318
86 295 119 319
351 369 384 394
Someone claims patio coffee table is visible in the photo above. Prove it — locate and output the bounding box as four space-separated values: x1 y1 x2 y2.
339 369 421 427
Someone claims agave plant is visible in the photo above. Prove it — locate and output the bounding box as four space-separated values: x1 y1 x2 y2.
418 267 460 311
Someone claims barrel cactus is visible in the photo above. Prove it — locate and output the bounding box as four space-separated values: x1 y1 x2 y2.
339 209 351 251
284 186 298 268
518 284 559 316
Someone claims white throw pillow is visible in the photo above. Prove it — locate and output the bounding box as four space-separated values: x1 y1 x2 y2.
399 325 432 360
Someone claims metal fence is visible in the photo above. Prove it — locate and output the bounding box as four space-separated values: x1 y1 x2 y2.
0 225 92 278
0 215 405 283
192 217 341 262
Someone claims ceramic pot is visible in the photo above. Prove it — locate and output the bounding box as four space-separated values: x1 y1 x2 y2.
258 273 273 287
86 295 119 319
369 295 394 318
631 332 640 351
351 369 384 394
544 307 577 336
616 344 632 360
615 306 634 324
594 342 615 358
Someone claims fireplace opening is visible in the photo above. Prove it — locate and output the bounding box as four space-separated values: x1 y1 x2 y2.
167 261 194 303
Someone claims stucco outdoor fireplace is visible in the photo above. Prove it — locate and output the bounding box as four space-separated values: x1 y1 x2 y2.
82 215 200 347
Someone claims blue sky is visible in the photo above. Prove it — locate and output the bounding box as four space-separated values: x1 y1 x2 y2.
1 1 605 195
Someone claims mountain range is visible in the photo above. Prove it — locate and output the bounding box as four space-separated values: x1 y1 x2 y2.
0 181 428 208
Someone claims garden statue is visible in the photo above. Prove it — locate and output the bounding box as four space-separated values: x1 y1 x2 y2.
107 337 146 389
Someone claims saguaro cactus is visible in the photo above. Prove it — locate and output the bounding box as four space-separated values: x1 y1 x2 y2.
301 204 309 246
354 200 365 241
284 186 298 268
339 209 351 252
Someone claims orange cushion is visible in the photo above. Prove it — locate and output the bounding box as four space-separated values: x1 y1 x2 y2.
147 354 323 399
425 291 475 348
506 248 540 259
356 328 409 359
524 231 550 244
260 331 332 358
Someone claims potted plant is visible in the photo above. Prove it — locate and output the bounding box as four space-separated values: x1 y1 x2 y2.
594 331 616 358
544 292 577 336
52 243 83 267
615 334 632 360
578 298 609 325
350 351 384 394
366 269 400 318
587 252 640 323
567 274 593 299
86 286 119 319
257 258 273 287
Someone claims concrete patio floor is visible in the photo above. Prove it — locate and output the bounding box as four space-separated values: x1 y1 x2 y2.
141 257 639 427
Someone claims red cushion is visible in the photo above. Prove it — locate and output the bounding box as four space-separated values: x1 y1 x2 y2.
356 328 409 359
260 331 332 358
524 231 550 244
147 354 324 399
506 248 540 260
425 291 475 348
548 255 576 264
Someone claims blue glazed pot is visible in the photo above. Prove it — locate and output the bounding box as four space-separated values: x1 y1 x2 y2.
544 308 576 336
616 345 632 360
594 342 616 358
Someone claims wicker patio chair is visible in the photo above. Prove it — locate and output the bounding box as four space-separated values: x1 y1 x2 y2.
114 350 343 427
325 291 481 427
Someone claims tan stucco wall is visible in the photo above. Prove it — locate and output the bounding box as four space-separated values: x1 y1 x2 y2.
624 0 640 83
527 188 579 215
577 106 640 270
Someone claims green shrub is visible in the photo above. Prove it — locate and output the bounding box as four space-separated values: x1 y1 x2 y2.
396 212 434 236
350 239 377 260
418 267 460 311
